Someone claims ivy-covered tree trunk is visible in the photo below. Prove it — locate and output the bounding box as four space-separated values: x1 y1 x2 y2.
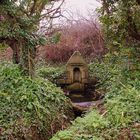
20 43 36 77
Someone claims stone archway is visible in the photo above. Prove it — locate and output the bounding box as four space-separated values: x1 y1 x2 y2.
73 67 81 82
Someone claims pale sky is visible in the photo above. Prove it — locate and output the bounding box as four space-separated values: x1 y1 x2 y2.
63 0 101 18
40 0 101 33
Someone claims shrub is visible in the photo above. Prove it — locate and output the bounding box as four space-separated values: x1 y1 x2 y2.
38 19 105 63
37 65 65 81
105 86 140 127
0 62 74 139
51 110 108 140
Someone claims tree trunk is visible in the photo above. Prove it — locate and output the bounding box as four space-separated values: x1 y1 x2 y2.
12 43 20 64
20 43 36 77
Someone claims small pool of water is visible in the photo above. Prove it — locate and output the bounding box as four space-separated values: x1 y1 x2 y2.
67 91 96 103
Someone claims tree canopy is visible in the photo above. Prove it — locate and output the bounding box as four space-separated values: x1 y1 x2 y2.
99 0 140 57
0 0 64 76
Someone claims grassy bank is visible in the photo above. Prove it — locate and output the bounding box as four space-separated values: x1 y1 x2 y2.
0 62 74 139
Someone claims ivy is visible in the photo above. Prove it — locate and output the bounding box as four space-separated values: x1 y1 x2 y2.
0 62 74 139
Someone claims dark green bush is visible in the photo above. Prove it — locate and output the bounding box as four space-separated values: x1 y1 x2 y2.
37 66 65 82
0 62 74 139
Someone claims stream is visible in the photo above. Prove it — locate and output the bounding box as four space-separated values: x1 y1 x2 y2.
65 91 103 116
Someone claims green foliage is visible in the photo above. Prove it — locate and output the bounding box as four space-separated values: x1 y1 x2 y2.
0 43 9 51
89 56 124 89
106 85 140 127
49 1 140 139
37 65 65 81
51 55 140 139
98 0 140 57
0 0 59 46
0 62 73 139
0 0 62 76
51 110 108 140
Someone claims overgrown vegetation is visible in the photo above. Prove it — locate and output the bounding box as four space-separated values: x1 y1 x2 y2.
37 65 65 82
0 62 74 139
0 0 64 76
0 0 140 139
99 0 140 57
51 54 140 140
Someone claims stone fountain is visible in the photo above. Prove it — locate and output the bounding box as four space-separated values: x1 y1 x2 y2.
56 51 102 115
57 51 97 95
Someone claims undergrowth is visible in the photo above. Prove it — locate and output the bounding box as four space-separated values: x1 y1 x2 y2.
37 65 65 82
51 55 140 140
0 62 74 139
